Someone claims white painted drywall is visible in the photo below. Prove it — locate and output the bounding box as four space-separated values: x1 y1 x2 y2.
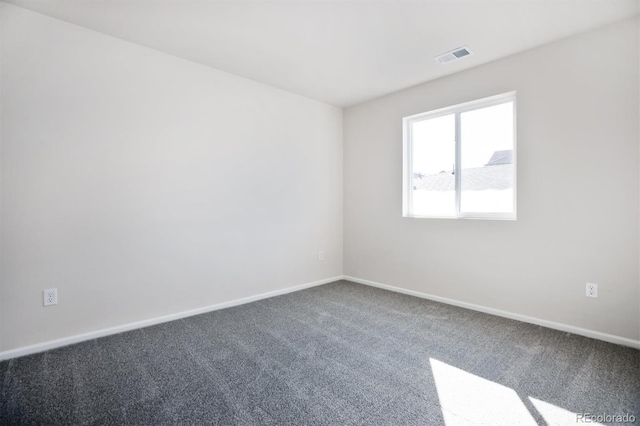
0 3 343 351
344 18 640 340
0 3 4 353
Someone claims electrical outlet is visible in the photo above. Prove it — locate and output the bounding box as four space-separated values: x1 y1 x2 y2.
43 288 58 306
586 282 598 298
318 250 324 261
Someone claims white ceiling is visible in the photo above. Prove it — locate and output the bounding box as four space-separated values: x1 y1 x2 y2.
3 0 638 107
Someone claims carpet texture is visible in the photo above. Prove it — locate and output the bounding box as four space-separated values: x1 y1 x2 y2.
1 280 638 425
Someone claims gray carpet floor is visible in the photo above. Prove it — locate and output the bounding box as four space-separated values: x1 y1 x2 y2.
1 280 638 425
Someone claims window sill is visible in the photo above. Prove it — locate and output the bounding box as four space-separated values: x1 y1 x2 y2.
403 214 517 221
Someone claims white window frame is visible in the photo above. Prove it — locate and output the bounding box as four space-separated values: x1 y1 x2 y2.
403 91 517 220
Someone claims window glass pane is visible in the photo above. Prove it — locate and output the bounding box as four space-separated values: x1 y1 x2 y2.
411 114 456 216
460 102 514 213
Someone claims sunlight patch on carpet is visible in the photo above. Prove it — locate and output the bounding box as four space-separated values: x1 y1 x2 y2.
429 358 536 425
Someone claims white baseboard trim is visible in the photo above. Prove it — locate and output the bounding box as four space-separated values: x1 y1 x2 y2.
0 276 343 361
343 275 640 350
3 274 637 360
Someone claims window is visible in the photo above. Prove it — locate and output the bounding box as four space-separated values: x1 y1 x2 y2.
403 92 516 219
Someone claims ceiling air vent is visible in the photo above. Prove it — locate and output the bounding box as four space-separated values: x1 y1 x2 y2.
435 46 472 64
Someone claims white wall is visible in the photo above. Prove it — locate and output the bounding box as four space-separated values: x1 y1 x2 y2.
344 18 640 340
1 3 638 354
0 3 4 353
0 3 343 351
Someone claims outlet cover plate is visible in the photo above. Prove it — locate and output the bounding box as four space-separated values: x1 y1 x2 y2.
586 282 598 298
43 288 58 306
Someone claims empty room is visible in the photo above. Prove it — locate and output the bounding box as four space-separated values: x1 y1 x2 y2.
1 0 639 424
